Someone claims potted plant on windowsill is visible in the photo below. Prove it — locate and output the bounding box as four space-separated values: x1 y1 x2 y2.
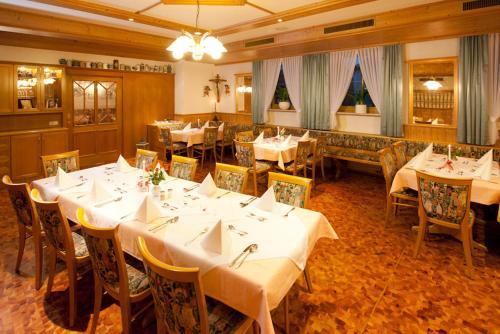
277 87 291 110
354 84 368 114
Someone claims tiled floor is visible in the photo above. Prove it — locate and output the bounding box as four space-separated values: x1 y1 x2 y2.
1 157 499 333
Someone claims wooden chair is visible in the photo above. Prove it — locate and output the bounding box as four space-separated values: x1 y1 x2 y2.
306 136 327 185
30 188 91 327
414 171 475 276
158 127 188 161
379 147 417 227
392 141 407 170
137 237 255 334
192 127 218 169
216 125 236 162
136 149 158 169
214 163 249 194
284 140 310 177
261 127 274 138
2 175 44 290
76 208 151 334
235 130 254 142
234 140 272 196
170 155 198 181
41 150 80 177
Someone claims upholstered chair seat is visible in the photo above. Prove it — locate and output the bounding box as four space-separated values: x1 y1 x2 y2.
170 155 198 181
41 150 80 177
234 140 272 195
126 265 150 295
214 163 249 194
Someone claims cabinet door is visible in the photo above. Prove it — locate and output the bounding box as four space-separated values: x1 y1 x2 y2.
15 65 40 111
0 136 10 181
11 133 41 180
42 130 68 155
0 64 13 113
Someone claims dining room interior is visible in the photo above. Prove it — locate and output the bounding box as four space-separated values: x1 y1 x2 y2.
0 0 499 333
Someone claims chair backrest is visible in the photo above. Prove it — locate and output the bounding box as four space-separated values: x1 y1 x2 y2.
159 127 173 147
136 149 158 169
315 136 327 157
76 208 130 299
30 188 75 258
262 127 273 138
234 140 256 169
222 125 236 144
295 140 311 167
41 150 80 178
170 155 198 181
416 171 472 226
268 172 312 209
2 175 38 230
378 147 398 195
137 237 210 334
235 130 254 142
203 127 218 148
392 141 407 170
214 163 249 193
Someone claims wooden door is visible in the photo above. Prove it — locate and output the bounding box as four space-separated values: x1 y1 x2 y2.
70 77 122 168
0 64 13 113
11 133 41 180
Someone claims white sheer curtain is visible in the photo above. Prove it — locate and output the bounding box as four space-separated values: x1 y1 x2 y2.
489 33 500 144
262 58 282 122
358 46 383 111
329 50 358 128
282 56 302 113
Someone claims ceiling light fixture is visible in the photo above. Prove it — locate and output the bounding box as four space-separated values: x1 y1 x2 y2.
277 18 283 23
128 18 134 22
167 0 226 61
423 79 442 90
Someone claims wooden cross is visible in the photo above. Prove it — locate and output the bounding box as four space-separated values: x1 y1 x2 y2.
209 74 227 103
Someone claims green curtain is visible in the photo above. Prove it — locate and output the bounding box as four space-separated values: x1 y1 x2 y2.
381 44 403 137
251 60 264 124
301 53 330 130
457 35 489 145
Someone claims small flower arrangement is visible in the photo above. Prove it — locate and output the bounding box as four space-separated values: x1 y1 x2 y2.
148 166 166 185
279 127 286 137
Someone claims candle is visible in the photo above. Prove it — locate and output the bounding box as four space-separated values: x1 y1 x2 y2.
277 126 280 137
448 144 451 161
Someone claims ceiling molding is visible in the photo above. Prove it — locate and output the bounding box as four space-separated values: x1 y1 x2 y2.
245 1 275 15
213 0 378 36
29 0 206 33
161 0 246 4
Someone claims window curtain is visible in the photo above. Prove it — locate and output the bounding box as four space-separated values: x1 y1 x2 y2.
488 33 500 145
282 56 302 113
358 47 383 111
251 60 264 124
261 58 282 123
381 44 403 137
301 53 330 130
457 35 489 145
329 50 357 129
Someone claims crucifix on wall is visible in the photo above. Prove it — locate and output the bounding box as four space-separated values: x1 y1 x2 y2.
209 74 227 103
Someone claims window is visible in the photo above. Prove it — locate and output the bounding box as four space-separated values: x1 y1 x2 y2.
340 56 376 111
270 65 295 111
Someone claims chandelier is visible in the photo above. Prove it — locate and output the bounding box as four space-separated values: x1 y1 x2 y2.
166 0 227 61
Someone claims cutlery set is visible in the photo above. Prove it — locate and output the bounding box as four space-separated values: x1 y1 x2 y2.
227 224 248 236
229 244 258 269
239 196 257 207
95 196 123 207
184 227 209 246
246 212 266 222
216 191 231 199
148 216 179 232
183 184 200 192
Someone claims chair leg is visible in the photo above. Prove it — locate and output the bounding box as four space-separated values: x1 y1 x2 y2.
252 321 259 334
68 265 77 327
232 143 235 158
213 148 217 163
34 233 43 290
413 217 427 258
304 264 313 293
253 172 258 196
201 150 205 170
461 225 474 277
220 146 225 162
157 316 167 334
384 195 393 227
90 279 103 334
312 163 316 187
283 294 289 334
46 247 57 297
321 158 325 179
15 225 26 274
121 303 132 334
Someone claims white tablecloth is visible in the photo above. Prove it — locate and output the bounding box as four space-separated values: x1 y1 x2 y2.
254 137 304 170
172 128 223 147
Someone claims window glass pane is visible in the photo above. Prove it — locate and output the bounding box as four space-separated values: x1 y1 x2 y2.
341 56 375 108
43 67 63 109
73 81 95 126
17 66 39 110
271 65 294 110
97 82 117 124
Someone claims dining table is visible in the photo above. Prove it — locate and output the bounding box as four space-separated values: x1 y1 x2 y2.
254 136 313 170
32 164 338 333
171 127 223 147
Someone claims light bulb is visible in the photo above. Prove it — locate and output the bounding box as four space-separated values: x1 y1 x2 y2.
423 80 442 90
172 50 184 60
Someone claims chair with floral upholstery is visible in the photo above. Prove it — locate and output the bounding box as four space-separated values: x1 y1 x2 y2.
159 127 188 161
392 141 407 170
235 130 254 142
214 163 249 194
30 189 91 327
136 149 158 169
192 127 218 169
137 237 255 334
76 208 151 334
2 175 44 290
234 140 272 196
170 155 198 181
284 140 310 177
306 136 327 186
379 147 418 227
261 127 274 138
414 171 475 276
216 125 236 162
41 150 80 177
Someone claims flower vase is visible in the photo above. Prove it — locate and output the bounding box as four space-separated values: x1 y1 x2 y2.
152 184 161 197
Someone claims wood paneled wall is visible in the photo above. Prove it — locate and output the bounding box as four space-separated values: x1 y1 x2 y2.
173 112 252 125
403 124 457 144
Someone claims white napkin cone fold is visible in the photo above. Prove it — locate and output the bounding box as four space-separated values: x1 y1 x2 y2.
254 186 276 212
90 180 114 205
299 131 310 141
183 122 191 131
218 122 224 131
116 155 135 173
134 195 164 224
200 220 231 255
55 167 81 190
201 121 209 129
283 135 292 146
412 143 433 170
477 149 493 164
198 173 217 196
474 150 493 181
254 131 264 144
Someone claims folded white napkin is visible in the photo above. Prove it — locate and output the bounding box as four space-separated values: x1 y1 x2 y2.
282 135 292 146
477 149 493 164
198 173 217 196
90 180 114 204
423 143 433 159
254 186 276 212
299 131 310 141
254 131 264 144
201 121 209 129
474 150 493 181
55 167 81 190
200 220 231 254
116 155 135 173
431 118 439 125
218 122 224 131
134 195 164 224
183 122 191 131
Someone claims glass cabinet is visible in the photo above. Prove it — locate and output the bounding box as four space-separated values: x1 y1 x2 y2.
16 65 63 112
73 80 117 126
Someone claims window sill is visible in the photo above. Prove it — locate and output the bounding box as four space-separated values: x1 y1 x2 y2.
268 108 297 113
336 112 380 117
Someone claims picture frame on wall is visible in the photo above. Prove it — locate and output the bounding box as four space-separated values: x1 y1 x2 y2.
20 99 32 109
46 99 56 109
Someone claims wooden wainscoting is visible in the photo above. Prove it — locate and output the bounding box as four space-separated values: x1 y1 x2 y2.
217 112 252 124
404 124 457 143
173 113 215 124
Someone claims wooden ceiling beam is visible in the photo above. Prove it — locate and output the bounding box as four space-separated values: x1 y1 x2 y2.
161 0 246 5
29 0 206 33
